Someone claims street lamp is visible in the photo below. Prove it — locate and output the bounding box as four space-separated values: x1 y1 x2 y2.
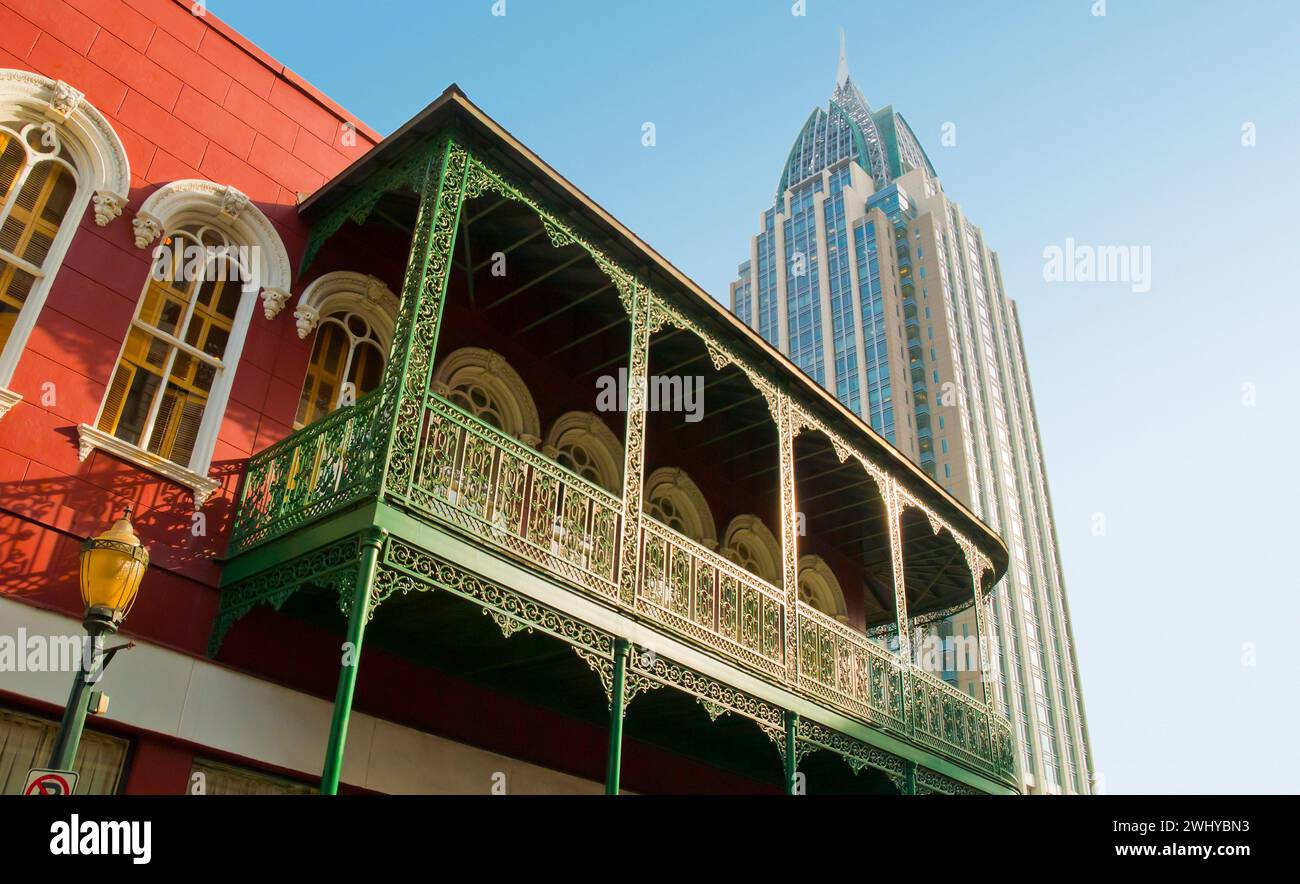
47 507 148 772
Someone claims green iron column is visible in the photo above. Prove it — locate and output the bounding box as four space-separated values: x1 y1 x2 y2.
783 710 799 795
903 760 917 795
604 638 630 795
47 626 105 771
321 527 387 795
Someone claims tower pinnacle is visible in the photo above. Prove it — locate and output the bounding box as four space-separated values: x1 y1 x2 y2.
836 27 850 89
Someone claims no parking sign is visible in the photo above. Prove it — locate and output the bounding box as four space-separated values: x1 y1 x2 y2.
23 769 79 796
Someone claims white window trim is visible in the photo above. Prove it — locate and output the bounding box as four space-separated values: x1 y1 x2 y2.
541 410 624 494
292 270 397 349
797 553 849 623
0 69 131 416
431 346 541 446
644 467 717 550
130 179 291 317
81 179 291 509
77 422 220 507
720 514 782 586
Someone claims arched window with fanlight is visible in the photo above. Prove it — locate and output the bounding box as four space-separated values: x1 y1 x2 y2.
0 71 131 419
542 411 624 494
96 224 246 467
430 347 541 446
798 554 849 622
296 311 386 426
644 467 717 550
721 514 782 586
291 271 398 428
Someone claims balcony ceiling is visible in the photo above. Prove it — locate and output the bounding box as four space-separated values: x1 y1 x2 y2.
297 85 1008 584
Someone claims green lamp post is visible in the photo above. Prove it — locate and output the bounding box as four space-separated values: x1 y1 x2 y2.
47 507 148 772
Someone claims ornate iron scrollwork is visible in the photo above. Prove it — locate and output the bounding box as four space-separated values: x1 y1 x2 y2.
209 535 363 656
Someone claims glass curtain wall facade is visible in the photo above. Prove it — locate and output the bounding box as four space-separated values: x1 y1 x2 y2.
729 38 1094 795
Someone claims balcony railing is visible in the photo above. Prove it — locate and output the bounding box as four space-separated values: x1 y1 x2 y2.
990 712 1016 778
410 394 622 602
910 668 993 771
227 390 1016 785
797 602 906 731
228 391 385 556
638 516 786 679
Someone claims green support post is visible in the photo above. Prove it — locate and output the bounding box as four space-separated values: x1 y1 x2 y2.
47 626 104 772
604 638 630 795
320 528 386 795
903 760 918 795
784 710 799 795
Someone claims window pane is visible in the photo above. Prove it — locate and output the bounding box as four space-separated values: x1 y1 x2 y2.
99 328 166 446
0 131 23 201
296 313 386 427
201 324 229 360
146 381 207 465
188 758 315 796
0 708 127 795
351 340 384 396
0 260 37 352
1 162 72 266
141 280 187 338
214 278 240 321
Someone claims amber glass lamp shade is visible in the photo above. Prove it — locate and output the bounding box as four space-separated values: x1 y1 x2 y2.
78 507 149 632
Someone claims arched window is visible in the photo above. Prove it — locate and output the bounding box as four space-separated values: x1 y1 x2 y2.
291 272 397 427
543 411 624 494
296 311 385 426
95 223 242 466
0 122 77 353
644 467 717 549
798 554 849 622
721 515 781 585
0 71 130 419
431 347 541 446
79 180 290 508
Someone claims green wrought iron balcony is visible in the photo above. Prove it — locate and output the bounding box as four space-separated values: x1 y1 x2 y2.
221 386 1014 783
228 389 386 557
212 90 1017 795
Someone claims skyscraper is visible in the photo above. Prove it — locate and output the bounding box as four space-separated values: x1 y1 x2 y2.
730 33 1094 794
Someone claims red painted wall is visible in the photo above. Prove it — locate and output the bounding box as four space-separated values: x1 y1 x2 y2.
121 733 194 794
0 0 390 789
0 0 380 656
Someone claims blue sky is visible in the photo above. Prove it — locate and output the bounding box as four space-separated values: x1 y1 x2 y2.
209 0 1300 793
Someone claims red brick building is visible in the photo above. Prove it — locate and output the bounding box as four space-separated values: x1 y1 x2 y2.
0 0 1016 796
0 0 395 793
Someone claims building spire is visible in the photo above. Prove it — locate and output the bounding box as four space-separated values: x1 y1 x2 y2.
836 27 850 89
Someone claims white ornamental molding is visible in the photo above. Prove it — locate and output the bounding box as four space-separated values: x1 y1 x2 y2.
261 287 291 321
132 211 163 248
294 271 399 346
0 69 131 227
92 191 126 226
218 185 251 224
76 424 221 509
46 80 83 121
133 179 293 320
0 388 21 421
293 303 320 339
